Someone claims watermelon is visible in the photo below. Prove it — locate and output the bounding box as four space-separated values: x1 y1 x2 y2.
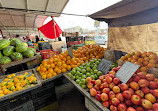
16 44 27 53
0 39 10 50
10 38 21 46
23 49 34 58
27 47 36 54
10 52 23 61
3 46 15 56
0 51 3 58
22 42 28 48
0 56 12 64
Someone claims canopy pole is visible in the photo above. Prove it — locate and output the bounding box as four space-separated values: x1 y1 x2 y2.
9 33 11 39
51 16 57 42
0 29 3 38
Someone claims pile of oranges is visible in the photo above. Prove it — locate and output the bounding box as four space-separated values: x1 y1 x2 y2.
37 51 84 80
120 52 158 72
73 44 107 62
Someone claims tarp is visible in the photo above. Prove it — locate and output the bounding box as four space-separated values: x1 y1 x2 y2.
38 20 62 39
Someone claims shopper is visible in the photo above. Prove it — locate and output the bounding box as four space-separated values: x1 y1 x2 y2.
41 38 45 41
16 34 25 42
27 39 34 46
35 35 39 43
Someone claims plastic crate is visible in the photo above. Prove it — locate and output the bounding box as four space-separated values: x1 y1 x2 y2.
40 49 59 59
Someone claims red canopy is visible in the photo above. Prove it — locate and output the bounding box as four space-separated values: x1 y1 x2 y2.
38 20 62 39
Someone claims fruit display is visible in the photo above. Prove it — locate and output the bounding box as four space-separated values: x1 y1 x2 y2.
0 38 36 65
73 44 107 62
0 72 38 97
87 67 158 111
67 59 102 89
120 52 158 72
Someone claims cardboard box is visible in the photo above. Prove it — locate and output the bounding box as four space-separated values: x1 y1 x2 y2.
50 41 66 51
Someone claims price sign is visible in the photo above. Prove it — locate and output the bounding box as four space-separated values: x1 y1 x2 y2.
68 47 73 58
97 59 112 75
116 61 140 83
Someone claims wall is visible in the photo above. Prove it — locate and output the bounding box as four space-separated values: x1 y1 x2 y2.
108 22 158 54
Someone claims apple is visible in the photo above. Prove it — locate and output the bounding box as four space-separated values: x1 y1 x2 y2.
154 78 158 82
131 94 141 105
111 98 120 106
145 93 156 103
127 107 136 111
125 99 133 106
112 67 117 72
146 74 155 81
128 78 133 83
99 84 104 90
149 81 158 89
102 82 109 88
87 82 93 89
102 88 110 94
123 90 132 99
90 88 97 96
142 99 153 110
95 79 101 85
128 88 134 95
102 101 109 108
118 104 127 111
110 105 117 111
113 86 120 93
100 93 108 101
108 99 112 106
113 78 120 85
133 76 141 82
141 87 150 94
116 66 121 70
109 83 115 89
86 77 92 83
95 94 102 101
109 91 116 99
109 74 115 79
106 76 113 83
126 83 130 87
136 106 144 111
116 93 124 102
91 80 95 85
130 82 139 90
119 83 129 91
94 84 100 90
99 75 104 81
97 90 102 94
152 89 158 98
137 72 146 79
102 79 107 83
135 90 144 98
132 73 137 78
138 79 149 87
153 103 158 111
109 70 116 75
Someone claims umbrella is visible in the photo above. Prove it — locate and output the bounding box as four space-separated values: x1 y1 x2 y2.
38 18 62 40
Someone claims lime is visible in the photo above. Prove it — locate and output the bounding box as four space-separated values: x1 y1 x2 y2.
76 79 80 84
86 67 91 72
94 69 98 74
90 75 95 80
81 79 86 84
86 73 91 77
81 69 86 74
76 76 80 80
95 61 100 65
68 73 72 77
79 82 82 86
78 72 82 77
94 74 98 79
71 70 76 75
97 71 102 76
82 75 87 79
76 71 80 76
81 84 87 89
72 76 76 80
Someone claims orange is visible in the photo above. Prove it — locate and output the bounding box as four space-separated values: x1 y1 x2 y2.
138 58 144 63
140 67 147 72
42 75 47 79
52 72 57 76
149 54 157 59
135 52 141 56
63 58 66 62
48 68 53 73
47 74 52 78
67 56 71 60
147 63 155 68
66 60 71 65
149 59 157 64
62 64 67 68
67 65 71 70
57 69 61 74
72 60 77 65
42 60 47 65
127 58 132 62
133 55 139 60
57 59 61 62
62 61 65 64
77 63 80 66
53 58 58 62
61 68 67 73
72 65 77 68
54 67 59 72
143 61 149 66
120 56 126 61
141 52 147 58
155 64 158 68
125 54 131 58
48 58 54 64
57 62 62 67
50 64 55 68
37 66 40 71
144 57 150 61
41 67 47 72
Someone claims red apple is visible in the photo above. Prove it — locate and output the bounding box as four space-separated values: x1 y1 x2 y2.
111 98 120 106
132 73 137 78
126 83 130 87
123 90 132 99
113 78 120 85
135 90 144 98
141 87 150 94
95 79 101 85
99 75 104 81
146 74 155 81
108 99 112 106
102 79 107 83
110 105 117 111
99 84 104 90
128 78 133 83
131 94 141 105
119 83 129 91
127 107 136 111
153 103 158 111
91 80 95 85
128 88 134 95
136 106 144 111
97 90 102 94
137 72 146 79
138 79 149 87
94 84 100 90
149 81 158 89
145 93 156 103
152 89 158 98
102 82 109 88
100 93 108 101
154 78 158 82
102 88 110 94
109 91 116 99
116 93 124 102
102 101 109 108
118 104 127 111
87 82 93 89
125 99 133 107
116 66 121 70
142 99 153 110
109 70 116 75
109 83 115 89
86 77 92 83
133 76 141 82
130 82 139 90
113 86 120 93
106 76 113 83
90 88 97 96
95 94 102 101
109 74 115 79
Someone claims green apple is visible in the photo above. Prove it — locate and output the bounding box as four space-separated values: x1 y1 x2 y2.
86 73 91 77
97 71 102 76
82 75 87 79
86 67 91 72
76 79 80 84
81 85 87 89
90 75 95 80
81 79 86 84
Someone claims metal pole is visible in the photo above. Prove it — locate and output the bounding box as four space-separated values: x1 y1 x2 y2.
51 16 57 42
0 29 3 38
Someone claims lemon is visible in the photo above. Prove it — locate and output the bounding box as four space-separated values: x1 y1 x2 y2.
7 75 12 79
7 91 13 94
11 74 16 77
0 90 3 94
3 78 9 82
42 75 46 80
10 86 15 91
24 72 28 75
32 74 35 76
0 94 4 97
3 89 9 94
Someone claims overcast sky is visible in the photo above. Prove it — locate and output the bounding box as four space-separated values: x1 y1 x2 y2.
44 0 121 30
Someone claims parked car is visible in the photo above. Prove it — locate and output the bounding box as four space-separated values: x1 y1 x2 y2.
95 35 108 45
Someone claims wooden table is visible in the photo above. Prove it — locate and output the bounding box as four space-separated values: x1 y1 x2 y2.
64 74 110 111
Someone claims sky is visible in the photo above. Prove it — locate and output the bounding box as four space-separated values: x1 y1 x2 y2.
44 0 122 30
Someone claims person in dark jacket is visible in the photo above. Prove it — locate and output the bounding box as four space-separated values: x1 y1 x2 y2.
35 35 39 43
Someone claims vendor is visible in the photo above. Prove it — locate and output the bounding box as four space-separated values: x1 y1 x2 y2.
35 35 39 43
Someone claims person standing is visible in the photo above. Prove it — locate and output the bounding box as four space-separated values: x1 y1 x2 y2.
35 35 39 43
